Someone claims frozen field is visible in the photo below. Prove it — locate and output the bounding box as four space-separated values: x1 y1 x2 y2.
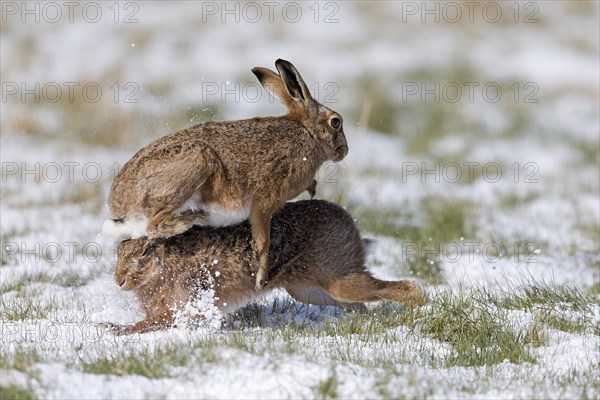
1 1 599 398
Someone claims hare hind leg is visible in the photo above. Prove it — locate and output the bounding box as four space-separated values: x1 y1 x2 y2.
250 204 276 290
327 274 427 307
99 312 175 335
142 154 215 239
147 207 207 239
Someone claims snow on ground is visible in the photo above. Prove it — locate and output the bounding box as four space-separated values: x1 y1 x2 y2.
1 1 599 398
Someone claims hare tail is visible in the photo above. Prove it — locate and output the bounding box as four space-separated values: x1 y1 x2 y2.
101 218 148 241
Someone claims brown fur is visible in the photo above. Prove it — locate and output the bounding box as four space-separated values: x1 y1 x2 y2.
106 59 348 289
101 200 426 335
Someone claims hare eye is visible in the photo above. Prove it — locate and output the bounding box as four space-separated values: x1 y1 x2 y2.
329 117 341 129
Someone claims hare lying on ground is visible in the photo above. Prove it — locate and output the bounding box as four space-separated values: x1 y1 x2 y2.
101 200 426 335
102 59 348 289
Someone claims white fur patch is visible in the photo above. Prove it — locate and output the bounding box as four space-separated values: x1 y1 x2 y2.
202 202 252 227
101 217 148 241
102 195 251 241
177 192 251 228
176 192 202 214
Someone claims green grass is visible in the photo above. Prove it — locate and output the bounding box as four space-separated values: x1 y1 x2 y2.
0 282 26 296
575 222 600 254
314 289 543 368
320 304 413 338
499 192 541 209
182 103 222 125
4 81 223 149
0 351 41 399
221 283 594 369
374 369 394 399
538 311 596 335
352 197 476 283
54 274 96 288
0 269 100 295
352 65 541 158
220 330 256 353
0 233 33 267
419 291 540 366
1 282 597 398
0 384 37 400
80 346 195 379
228 282 599 369
0 267 52 294
481 236 549 262
1 182 106 214
0 349 40 371
0 291 58 321
588 281 600 296
77 337 225 378
8 96 136 147
401 104 459 155
315 369 338 399
569 137 600 167
492 284 599 313
485 284 600 336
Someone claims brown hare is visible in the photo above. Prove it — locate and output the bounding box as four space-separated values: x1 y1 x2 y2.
101 200 426 335
102 59 348 290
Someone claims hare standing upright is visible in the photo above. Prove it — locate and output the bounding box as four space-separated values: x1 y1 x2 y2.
102 200 426 335
103 59 348 289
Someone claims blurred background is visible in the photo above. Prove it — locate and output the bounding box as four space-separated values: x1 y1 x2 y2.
1 1 598 287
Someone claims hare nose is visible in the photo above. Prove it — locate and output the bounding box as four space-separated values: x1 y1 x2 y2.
119 278 126 287
336 144 348 160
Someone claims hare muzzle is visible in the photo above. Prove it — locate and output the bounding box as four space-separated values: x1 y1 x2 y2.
335 144 348 161
333 128 348 161
115 272 134 290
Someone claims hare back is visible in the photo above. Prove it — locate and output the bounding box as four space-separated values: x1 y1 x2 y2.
119 118 316 184
267 200 368 286
183 119 325 199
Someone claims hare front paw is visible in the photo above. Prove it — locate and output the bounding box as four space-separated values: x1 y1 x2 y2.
255 268 269 291
98 321 135 336
402 281 427 307
147 209 206 239
306 179 317 198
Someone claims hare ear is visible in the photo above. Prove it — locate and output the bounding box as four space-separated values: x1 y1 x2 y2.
274 59 312 105
252 67 295 108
